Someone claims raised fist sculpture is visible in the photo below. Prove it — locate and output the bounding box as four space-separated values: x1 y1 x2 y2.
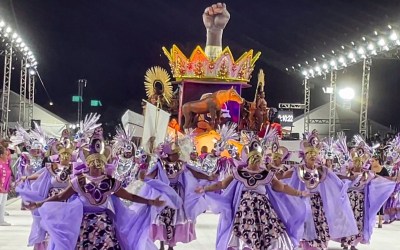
203 3 230 59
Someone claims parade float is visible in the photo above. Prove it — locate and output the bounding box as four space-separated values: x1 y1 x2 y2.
140 3 268 157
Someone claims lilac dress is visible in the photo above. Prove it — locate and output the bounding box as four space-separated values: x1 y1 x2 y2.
285 165 358 250
17 163 72 248
340 170 374 247
384 165 400 221
228 168 293 249
340 170 396 246
204 167 306 250
38 174 157 250
150 159 197 247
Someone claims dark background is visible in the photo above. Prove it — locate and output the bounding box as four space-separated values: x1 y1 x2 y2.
1 0 400 131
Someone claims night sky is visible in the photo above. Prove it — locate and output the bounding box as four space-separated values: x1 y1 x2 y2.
1 0 400 130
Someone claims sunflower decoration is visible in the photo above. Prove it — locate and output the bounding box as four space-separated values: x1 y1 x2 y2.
144 66 173 106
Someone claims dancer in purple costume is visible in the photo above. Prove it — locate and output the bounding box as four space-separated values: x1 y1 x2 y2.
281 131 358 250
27 151 165 250
147 138 216 250
112 125 138 187
336 135 397 250
201 123 243 179
267 146 292 179
18 141 75 250
196 149 308 250
383 135 400 223
12 123 53 212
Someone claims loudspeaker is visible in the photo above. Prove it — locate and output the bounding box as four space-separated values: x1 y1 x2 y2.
290 133 300 140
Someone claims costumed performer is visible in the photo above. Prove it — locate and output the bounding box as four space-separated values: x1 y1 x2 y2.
196 147 308 250
339 136 397 250
146 137 216 250
281 130 358 250
27 149 165 250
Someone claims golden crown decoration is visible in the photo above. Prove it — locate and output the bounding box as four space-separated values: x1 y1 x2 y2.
162 45 261 82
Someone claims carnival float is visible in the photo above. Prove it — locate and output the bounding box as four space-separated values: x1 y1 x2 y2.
141 3 273 159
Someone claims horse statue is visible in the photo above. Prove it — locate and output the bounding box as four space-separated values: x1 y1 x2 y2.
182 87 243 129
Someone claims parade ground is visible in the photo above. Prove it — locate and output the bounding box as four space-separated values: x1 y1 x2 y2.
1 198 399 250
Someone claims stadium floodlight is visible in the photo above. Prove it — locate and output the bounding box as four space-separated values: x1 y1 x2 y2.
378 38 386 46
390 31 398 41
339 87 355 100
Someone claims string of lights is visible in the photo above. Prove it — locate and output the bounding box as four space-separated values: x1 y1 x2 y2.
286 24 400 79
0 19 37 69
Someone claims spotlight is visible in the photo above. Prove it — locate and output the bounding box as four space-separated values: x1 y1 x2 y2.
302 70 308 76
339 87 355 100
388 24 392 30
357 47 365 54
348 52 355 59
330 60 336 66
390 31 398 41
378 38 386 46
12 33 18 39
374 30 378 36
49 101 54 106
5 26 11 33
367 43 374 50
322 63 328 69
351 41 355 46
0 21 5 27
338 56 346 63
362 36 366 41
29 68 36 75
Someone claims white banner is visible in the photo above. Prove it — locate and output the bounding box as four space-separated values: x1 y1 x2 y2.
121 109 144 137
141 101 170 152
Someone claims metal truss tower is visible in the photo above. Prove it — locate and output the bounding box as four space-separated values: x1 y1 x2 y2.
19 58 28 127
27 73 35 127
303 78 310 133
359 58 372 139
328 70 337 137
1 47 13 137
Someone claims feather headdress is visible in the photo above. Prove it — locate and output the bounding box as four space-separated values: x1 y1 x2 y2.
74 113 102 146
112 125 136 157
10 123 32 147
321 137 335 160
29 122 56 153
299 129 321 159
177 128 198 162
385 134 400 164
334 132 351 167
214 122 239 155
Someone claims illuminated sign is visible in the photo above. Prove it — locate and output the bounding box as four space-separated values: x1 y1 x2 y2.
277 111 294 127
